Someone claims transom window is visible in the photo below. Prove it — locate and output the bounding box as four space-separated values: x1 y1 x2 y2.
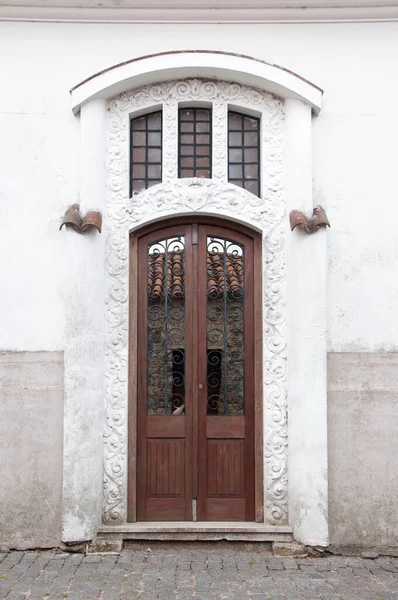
130 111 162 194
178 108 212 179
130 105 261 196
228 111 260 197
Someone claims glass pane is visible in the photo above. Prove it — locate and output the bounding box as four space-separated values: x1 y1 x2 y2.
196 134 210 145
196 146 209 156
196 109 210 121
133 164 146 179
181 157 194 169
196 122 210 133
228 148 243 162
133 147 146 162
148 113 162 130
181 146 194 156
228 113 242 129
181 169 194 178
229 164 243 179
229 148 243 163
180 121 194 133
148 148 161 162
132 179 146 193
229 179 243 189
229 132 242 147
132 132 146 146
148 164 162 179
196 157 210 168
206 236 244 416
181 134 194 145
244 132 258 146
244 164 258 179
148 132 161 146
147 236 186 415
132 116 146 130
244 116 259 131
245 147 258 163
244 180 259 195
148 179 161 188
196 169 210 178
180 110 194 121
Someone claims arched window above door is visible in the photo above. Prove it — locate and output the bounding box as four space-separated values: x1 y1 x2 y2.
129 97 263 197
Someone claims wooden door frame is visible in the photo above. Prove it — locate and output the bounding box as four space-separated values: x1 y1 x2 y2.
128 216 263 522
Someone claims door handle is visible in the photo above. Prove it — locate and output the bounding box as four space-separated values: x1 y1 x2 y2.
198 383 203 390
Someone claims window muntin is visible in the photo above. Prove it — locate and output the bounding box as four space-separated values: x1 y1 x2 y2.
178 108 212 179
130 111 162 194
228 111 260 197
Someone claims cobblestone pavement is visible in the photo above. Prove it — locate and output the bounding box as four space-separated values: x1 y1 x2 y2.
1 543 398 600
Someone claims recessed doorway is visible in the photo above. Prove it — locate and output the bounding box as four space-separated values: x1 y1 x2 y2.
130 218 262 522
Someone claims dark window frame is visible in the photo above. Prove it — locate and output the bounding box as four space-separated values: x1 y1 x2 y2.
228 111 261 197
130 110 163 196
178 107 212 179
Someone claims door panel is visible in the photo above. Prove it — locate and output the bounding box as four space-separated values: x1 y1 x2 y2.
197 225 255 521
137 226 193 521
136 221 255 521
207 439 245 496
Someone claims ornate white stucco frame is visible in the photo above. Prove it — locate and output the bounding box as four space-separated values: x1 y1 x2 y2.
104 79 287 525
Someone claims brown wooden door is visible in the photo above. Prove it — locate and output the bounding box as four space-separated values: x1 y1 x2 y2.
136 221 255 521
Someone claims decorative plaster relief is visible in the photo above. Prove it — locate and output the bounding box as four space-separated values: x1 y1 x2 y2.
105 78 287 525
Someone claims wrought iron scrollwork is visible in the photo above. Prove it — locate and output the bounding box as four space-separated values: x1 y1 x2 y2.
206 236 245 415
147 236 186 415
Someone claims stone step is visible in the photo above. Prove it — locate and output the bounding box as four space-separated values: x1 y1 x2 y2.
91 522 294 551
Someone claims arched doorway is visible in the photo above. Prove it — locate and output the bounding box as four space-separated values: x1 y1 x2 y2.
131 217 261 521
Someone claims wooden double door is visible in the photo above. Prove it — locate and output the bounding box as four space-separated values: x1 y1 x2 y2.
135 220 256 521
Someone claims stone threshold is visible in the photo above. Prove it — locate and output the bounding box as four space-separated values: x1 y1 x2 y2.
95 522 294 545
100 522 292 534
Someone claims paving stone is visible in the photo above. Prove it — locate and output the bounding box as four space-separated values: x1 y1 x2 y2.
2 547 398 599
360 551 379 559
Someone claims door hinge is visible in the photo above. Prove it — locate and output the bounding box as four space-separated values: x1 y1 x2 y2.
192 499 197 522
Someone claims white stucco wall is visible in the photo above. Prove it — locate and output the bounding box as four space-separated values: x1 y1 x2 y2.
0 20 397 352
1 19 397 547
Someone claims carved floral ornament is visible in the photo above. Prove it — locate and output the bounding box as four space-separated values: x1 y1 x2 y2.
104 78 287 525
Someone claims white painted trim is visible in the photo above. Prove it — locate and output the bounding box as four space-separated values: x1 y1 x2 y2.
70 52 323 116
2 4 398 23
